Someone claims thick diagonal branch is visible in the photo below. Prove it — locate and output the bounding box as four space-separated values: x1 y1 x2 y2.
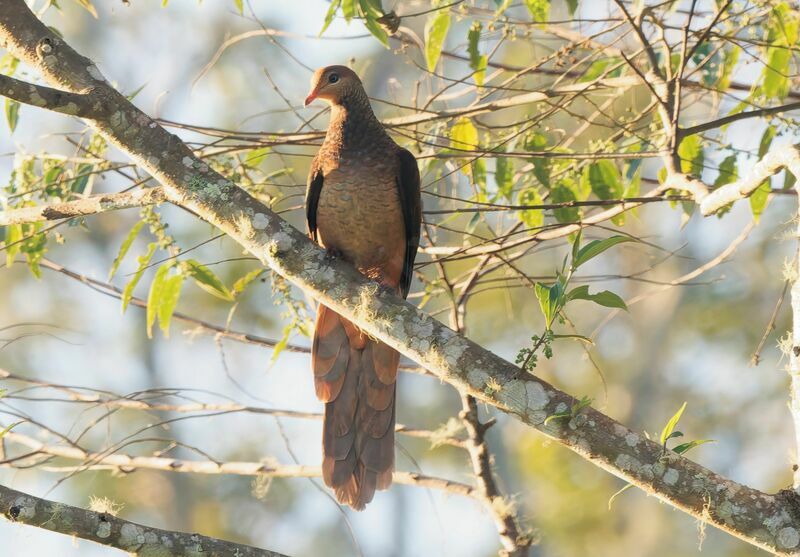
2 3 800 554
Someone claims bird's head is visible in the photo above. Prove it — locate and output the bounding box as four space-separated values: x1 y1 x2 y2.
304 65 363 107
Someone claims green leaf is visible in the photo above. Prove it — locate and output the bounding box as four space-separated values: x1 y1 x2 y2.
467 21 487 86
4 224 21 268
0 422 18 441
762 47 791 99
270 322 294 365
524 0 549 23
158 272 184 337
245 147 270 168
342 0 356 22
359 0 389 47
565 0 578 16
567 285 627 310
714 154 738 187
524 133 550 186
517 187 544 229
678 135 704 176
579 58 622 82
535 281 564 327
543 412 571 426
183 259 234 301
573 235 634 268
319 0 342 35
146 263 171 339
450 117 478 151
4 99 19 133
550 184 578 223
582 160 622 200
233 0 243 14
109 221 145 280
758 126 776 159
659 401 687 446
749 180 771 222
717 47 739 91
424 7 451 72
672 439 715 455
71 163 94 194
495 156 514 200
232 269 265 296
122 242 157 312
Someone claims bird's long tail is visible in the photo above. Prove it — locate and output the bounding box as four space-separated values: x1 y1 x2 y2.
312 304 398 510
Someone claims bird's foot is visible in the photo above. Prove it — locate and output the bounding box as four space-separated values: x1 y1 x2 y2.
324 247 343 262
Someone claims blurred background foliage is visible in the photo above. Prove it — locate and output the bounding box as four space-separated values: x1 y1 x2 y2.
1 0 799 556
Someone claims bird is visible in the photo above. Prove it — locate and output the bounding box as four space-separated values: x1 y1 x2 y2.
304 65 421 510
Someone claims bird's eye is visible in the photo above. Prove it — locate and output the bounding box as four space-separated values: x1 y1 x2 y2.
328 73 339 83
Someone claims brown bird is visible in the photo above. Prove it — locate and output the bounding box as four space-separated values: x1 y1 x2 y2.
304 65 421 510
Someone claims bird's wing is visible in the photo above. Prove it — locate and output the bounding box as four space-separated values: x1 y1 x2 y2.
396 148 422 299
306 156 324 243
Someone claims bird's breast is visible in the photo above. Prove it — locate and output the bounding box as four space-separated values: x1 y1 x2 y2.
315 160 406 286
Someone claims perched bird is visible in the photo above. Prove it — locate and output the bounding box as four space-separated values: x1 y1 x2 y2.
304 65 421 510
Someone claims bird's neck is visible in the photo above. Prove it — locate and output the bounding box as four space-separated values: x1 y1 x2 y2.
324 93 388 153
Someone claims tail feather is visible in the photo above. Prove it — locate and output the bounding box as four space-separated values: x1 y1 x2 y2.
313 304 397 510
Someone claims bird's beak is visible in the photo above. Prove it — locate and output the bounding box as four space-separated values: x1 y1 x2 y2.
304 91 317 107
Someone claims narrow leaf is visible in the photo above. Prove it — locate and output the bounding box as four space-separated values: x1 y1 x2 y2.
424 8 451 72
184 259 234 301
146 263 172 339
574 236 634 268
109 221 145 280
4 99 19 133
122 243 157 312
660 401 687 446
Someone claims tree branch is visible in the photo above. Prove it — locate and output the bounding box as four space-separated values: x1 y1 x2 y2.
2 431 477 500
2 3 800 554
0 73 107 118
0 188 164 225
0 482 289 557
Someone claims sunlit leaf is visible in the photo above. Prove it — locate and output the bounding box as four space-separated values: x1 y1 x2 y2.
157 272 184 337
319 0 342 35
582 160 622 200
450 117 478 151
758 126 776 159
109 220 145 280
495 156 514 200
233 268 265 296
573 235 635 268
359 0 389 47
517 187 544 229
342 0 356 22
183 259 234 301
550 184 578 222
672 439 715 455
122 242 157 312
749 181 771 222
233 0 243 14
467 21 487 86
424 7 451 72
714 154 738 187
525 0 549 23
659 401 687 446
678 135 703 176
146 263 171 339
567 285 627 310
4 98 19 133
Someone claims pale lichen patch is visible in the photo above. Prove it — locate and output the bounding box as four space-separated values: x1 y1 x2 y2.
119 523 146 547
625 432 640 447
778 527 800 549
96 521 112 539
252 213 270 230
181 156 194 167
526 382 550 411
12 496 36 519
495 378 525 408
614 453 642 472
663 468 679 486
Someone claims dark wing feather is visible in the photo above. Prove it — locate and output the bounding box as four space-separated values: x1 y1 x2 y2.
396 148 422 299
306 157 324 243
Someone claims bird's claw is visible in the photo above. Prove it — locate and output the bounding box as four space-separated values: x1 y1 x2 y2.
324 247 343 262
